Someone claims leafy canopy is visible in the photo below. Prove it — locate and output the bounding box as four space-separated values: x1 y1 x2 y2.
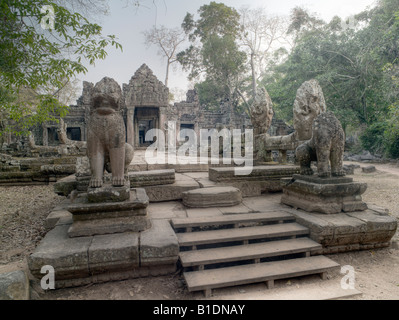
178 2 246 108
0 0 122 135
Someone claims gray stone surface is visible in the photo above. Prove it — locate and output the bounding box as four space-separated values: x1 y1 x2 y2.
89 233 139 274
281 175 368 214
208 165 299 196
87 182 131 203
67 188 148 218
28 224 92 280
143 174 199 202
45 210 72 229
289 209 397 254
29 218 179 287
362 165 376 173
129 169 175 187
140 219 179 267
54 175 78 196
182 186 242 208
0 271 29 300
66 188 150 237
68 216 151 238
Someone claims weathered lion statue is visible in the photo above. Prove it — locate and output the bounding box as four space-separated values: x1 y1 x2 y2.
296 111 346 178
249 87 274 136
87 77 134 188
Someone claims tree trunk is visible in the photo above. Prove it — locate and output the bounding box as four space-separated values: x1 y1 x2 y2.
250 53 257 99
165 60 170 88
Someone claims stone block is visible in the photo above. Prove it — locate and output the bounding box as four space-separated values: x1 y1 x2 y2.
185 207 223 218
209 165 300 183
182 186 242 208
346 211 398 244
289 209 397 253
40 164 76 175
87 182 131 203
220 181 262 197
140 219 179 267
362 166 376 173
68 216 151 238
290 210 335 245
143 177 199 202
67 188 150 237
281 175 368 214
45 210 72 229
147 201 187 220
88 233 139 274
129 169 175 187
28 224 92 280
54 175 78 196
0 271 29 300
67 188 149 219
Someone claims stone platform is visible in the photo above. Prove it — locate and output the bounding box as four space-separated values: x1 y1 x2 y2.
290 208 398 254
55 170 201 202
28 219 179 288
30 176 397 290
209 165 300 196
281 175 368 214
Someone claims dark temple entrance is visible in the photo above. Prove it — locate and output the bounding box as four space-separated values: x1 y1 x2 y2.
134 107 160 148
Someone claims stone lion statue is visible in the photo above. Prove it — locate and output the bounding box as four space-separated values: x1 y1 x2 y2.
293 79 327 141
87 77 134 188
249 87 274 136
296 111 346 178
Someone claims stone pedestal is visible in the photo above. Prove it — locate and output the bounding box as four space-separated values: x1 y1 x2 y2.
281 174 368 214
67 188 151 238
182 186 242 208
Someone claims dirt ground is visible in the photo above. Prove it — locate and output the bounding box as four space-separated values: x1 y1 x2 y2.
0 162 398 300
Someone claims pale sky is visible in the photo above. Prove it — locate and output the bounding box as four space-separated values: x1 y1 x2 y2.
80 0 377 99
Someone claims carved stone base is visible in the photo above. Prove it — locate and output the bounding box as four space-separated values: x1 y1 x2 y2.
87 181 131 203
281 175 368 214
67 188 150 237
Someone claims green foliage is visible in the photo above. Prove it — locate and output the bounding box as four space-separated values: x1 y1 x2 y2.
384 104 399 157
360 121 388 154
359 105 399 157
178 2 246 107
0 0 122 136
195 79 226 110
260 0 399 158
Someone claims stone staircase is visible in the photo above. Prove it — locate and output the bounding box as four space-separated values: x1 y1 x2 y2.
171 211 340 297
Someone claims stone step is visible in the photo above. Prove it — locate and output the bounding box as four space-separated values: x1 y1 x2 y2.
184 255 340 297
179 238 322 268
172 211 295 232
182 186 242 208
177 223 309 248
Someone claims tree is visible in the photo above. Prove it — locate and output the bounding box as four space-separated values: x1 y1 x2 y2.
0 0 122 136
177 2 246 109
143 25 187 87
260 0 399 159
238 7 288 99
